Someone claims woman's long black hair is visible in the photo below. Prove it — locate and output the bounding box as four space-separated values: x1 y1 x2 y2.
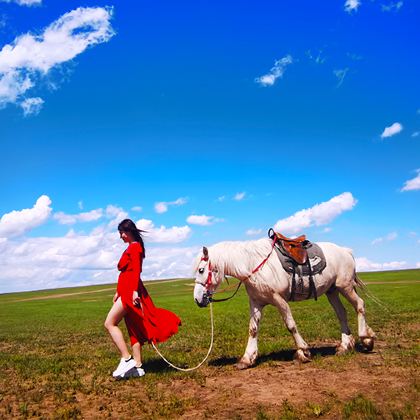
118 219 146 259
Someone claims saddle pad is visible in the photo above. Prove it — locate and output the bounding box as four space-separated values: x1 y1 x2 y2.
274 241 327 275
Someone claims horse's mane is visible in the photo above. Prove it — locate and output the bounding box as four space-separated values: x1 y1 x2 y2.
194 238 273 279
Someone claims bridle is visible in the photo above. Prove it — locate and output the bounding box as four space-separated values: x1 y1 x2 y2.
195 237 277 305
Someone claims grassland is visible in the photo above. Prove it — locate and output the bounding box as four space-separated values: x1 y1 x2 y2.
0 269 419 419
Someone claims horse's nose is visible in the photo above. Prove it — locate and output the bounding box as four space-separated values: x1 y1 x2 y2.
195 298 204 307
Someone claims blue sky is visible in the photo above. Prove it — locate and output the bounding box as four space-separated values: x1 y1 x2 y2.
0 0 419 293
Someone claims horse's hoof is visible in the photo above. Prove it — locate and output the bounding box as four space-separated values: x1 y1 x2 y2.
294 349 311 363
361 337 374 352
235 361 251 370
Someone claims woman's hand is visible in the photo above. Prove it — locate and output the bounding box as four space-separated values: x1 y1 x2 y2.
133 290 141 307
113 292 119 303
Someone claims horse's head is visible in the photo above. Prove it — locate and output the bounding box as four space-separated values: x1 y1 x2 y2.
193 246 224 307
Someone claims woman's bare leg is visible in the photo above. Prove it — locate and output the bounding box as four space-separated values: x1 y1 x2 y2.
132 342 142 367
104 298 131 359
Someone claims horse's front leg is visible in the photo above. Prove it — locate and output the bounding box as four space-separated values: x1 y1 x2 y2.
273 294 312 363
236 299 264 370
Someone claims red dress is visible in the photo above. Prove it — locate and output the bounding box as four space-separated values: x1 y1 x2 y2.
117 242 181 345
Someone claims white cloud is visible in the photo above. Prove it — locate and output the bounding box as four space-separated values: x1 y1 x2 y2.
78 200 84 210
334 68 349 87
411 131 419 138
217 196 226 202
0 202 199 293
344 0 361 13
371 231 397 245
234 192 246 201
53 208 103 225
0 0 41 6
0 195 52 238
0 7 114 112
105 204 128 228
381 1 403 12
131 206 143 212
355 257 406 271
144 246 200 280
381 122 403 138
401 169 420 192
246 228 262 236
255 55 293 87
20 96 44 116
416 262 420 268
274 192 357 234
136 219 191 243
187 214 222 226
154 197 187 214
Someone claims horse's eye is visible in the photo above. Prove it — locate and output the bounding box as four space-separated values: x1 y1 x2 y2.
198 268 205 274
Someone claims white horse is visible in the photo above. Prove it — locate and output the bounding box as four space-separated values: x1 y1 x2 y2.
193 238 376 369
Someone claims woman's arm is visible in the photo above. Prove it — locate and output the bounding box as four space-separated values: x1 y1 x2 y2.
129 243 143 304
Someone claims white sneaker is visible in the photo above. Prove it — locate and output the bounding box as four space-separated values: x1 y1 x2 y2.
112 357 137 378
134 367 145 377
119 366 145 379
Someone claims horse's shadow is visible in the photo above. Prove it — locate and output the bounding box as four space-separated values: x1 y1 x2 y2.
144 344 372 372
209 345 343 367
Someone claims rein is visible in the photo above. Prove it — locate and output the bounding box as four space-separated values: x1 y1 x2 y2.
151 302 214 372
151 239 278 371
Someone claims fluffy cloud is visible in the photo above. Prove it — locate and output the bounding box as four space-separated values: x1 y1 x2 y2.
136 219 191 243
20 96 44 116
401 169 420 192
274 192 357 234
371 231 397 245
0 200 199 293
154 197 187 214
0 7 114 112
105 204 128 228
0 195 52 238
233 192 246 201
0 0 41 6
355 257 407 271
255 55 293 87
381 122 403 138
381 1 403 12
344 0 361 13
246 228 262 236
186 215 222 226
53 208 103 225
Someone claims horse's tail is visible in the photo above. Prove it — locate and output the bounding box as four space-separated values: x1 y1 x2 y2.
353 270 367 290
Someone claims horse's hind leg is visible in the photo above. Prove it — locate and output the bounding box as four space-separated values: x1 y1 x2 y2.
326 288 355 354
272 294 311 363
338 286 376 352
236 299 263 369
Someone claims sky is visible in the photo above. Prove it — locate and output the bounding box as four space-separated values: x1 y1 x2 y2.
0 0 419 293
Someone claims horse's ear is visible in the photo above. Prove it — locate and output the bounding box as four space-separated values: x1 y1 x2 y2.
203 246 208 258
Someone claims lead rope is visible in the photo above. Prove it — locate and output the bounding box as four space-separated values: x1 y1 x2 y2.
151 301 214 372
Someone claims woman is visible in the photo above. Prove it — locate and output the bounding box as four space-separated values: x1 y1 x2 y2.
104 219 181 378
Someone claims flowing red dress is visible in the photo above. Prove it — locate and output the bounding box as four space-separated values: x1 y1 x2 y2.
117 242 181 346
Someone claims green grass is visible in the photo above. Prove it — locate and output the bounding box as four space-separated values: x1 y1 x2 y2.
0 270 419 418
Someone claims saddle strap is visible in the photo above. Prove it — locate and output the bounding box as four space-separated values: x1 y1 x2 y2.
307 259 317 301
290 266 296 301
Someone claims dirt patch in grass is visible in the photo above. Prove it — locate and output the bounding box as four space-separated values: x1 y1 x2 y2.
4 344 416 419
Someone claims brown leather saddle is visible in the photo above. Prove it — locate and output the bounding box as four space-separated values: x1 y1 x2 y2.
270 230 309 265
